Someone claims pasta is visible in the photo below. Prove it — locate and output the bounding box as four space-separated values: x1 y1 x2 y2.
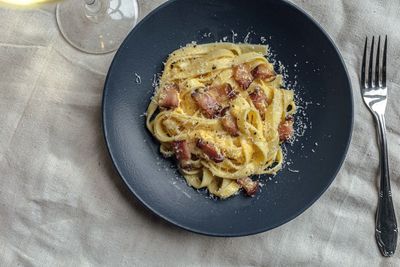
146 42 296 199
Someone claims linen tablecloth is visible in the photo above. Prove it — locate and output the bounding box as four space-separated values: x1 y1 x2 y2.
1 0 400 266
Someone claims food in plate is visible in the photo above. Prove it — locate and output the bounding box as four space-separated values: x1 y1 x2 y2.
146 42 296 199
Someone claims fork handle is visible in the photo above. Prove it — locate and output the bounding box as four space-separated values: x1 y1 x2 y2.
375 113 398 257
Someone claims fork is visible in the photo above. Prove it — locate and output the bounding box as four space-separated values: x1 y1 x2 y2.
361 36 398 256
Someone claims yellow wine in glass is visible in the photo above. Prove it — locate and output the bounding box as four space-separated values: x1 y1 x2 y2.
0 0 59 7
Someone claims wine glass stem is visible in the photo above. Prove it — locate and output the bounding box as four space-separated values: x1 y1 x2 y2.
85 0 103 18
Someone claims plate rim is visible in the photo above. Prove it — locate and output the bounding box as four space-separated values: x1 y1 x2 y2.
102 0 354 237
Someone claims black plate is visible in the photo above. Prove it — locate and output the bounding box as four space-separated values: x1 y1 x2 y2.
102 0 353 236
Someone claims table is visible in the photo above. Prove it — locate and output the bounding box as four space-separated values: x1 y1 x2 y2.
1 0 400 265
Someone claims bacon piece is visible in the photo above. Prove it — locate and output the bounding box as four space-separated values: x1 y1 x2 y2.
196 139 224 163
191 84 236 118
221 113 239 137
158 83 179 109
191 88 222 118
172 140 190 161
237 177 259 197
278 117 294 142
208 83 236 102
249 87 268 119
172 140 191 168
251 64 276 81
233 64 253 89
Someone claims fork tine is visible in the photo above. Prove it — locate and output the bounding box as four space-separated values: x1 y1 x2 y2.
375 36 381 87
361 37 367 88
382 35 387 87
368 36 375 88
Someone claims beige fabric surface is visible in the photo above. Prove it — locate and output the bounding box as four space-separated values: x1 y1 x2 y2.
1 0 400 266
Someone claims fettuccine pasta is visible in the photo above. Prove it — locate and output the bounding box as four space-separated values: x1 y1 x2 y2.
146 42 296 199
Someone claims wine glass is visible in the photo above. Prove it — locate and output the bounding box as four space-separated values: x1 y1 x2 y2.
56 0 139 54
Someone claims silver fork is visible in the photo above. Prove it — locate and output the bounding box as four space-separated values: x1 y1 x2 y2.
361 36 398 256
